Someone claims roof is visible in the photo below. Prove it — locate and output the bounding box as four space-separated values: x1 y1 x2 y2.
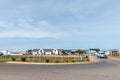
32 49 39 52
43 49 53 52
57 49 64 52
65 50 72 53
32 49 71 52
89 48 100 51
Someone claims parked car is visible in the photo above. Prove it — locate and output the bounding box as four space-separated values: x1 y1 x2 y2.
97 53 108 58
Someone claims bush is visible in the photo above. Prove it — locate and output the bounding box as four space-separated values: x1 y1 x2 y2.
87 58 90 61
66 60 69 62
85 56 88 58
12 57 16 61
72 60 75 62
55 60 60 63
21 57 26 61
85 56 89 61
0 55 89 63
46 59 49 63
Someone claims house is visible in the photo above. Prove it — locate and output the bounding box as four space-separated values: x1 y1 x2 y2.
53 49 63 55
64 50 72 54
38 49 45 55
89 48 100 54
0 50 11 55
31 49 64 55
26 48 73 55
32 49 45 55
106 49 120 55
43 49 53 55
32 49 39 55
11 49 25 55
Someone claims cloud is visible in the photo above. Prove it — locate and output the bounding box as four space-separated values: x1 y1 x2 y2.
0 29 62 38
0 18 64 38
0 17 90 39
0 0 119 39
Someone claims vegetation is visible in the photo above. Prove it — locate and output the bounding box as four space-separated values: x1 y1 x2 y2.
75 49 86 55
0 49 90 63
110 51 119 56
75 49 87 61
28 49 33 55
109 51 120 59
61 50 67 55
0 55 89 63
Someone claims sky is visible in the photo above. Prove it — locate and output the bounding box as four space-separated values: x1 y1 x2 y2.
0 0 120 50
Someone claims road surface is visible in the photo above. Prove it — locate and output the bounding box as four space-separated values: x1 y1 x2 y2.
0 58 120 80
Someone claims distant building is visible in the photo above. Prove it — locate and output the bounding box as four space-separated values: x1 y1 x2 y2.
52 49 63 55
89 48 100 54
64 50 72 54
0 50 11 55
105 49 120 55
105 51 111 55
31 49 63 55
43 49 53 55
32 49 44 55
11 49 25 55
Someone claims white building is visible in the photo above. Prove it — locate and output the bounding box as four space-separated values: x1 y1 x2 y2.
32 49 45 55
31 49 63 55
11 49 25 55
0 50 11 55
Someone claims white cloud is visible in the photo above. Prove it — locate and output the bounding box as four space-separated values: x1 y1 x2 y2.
38 20 48 26
0 18 90 39
0 18 64 38
0 21 12 28
0 0 118 39
0 29 63 38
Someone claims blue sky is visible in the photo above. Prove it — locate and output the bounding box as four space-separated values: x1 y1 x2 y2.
0 0 120 50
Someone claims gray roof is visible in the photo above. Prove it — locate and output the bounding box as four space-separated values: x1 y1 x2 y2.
32 49 71 53
32 49 39 52
43 49 53 52
65 50 72 53
57 49 64 52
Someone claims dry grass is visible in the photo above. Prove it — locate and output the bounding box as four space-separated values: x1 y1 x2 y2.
110 56 120 59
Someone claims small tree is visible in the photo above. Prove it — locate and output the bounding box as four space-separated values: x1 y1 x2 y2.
61 50 66 62
71 51 76 62
28 49 33 61
71 51 75 55
61 50 66 55
75 49 86 61
28 49 33 55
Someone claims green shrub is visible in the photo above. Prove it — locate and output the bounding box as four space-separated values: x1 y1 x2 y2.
21 57 26 61
66 60 69 62
46 59 49 63
55 60 60 63
85 56 89 61
12 57 16 61
0 55 89 63
72 60 75 62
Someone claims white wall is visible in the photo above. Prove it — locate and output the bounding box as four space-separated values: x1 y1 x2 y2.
32 52 38 55
45 52 52 55
0 50 10 55
38 49 44 55
53 49 59 55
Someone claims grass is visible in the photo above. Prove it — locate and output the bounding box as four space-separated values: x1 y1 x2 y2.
109 53 120 59
110 56 120 59
0 55 89 63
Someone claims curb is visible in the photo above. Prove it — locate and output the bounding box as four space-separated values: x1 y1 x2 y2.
5 61 93 65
